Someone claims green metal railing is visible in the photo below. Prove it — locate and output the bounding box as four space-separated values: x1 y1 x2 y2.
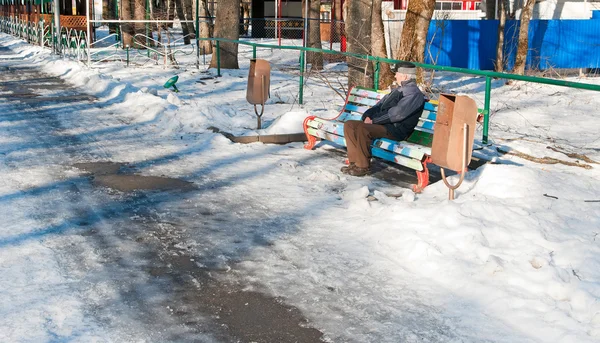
2 19 598 145
202 37 600 145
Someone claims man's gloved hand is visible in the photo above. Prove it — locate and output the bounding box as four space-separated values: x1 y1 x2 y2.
361 107 376 121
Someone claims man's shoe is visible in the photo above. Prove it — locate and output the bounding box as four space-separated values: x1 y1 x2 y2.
340 162 356 174
347 166 370 177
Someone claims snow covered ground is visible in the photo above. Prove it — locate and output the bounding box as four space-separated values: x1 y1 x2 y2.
1 32 600 342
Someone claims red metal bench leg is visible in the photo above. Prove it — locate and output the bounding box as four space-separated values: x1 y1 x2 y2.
412 156 432 193
303 115 317 150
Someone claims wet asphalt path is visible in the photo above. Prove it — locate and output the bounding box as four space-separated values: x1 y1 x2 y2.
0 44 326 342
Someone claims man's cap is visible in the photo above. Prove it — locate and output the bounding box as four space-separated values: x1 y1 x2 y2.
393 61 417 75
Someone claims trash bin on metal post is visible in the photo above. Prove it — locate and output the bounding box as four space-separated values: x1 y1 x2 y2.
246 59 271 129
431 94 478 200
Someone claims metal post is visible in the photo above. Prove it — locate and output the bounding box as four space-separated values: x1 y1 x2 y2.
483 76 491 144
145 0 149 57
86 0 91 66
495 0 498 20
114 0 119 41
373 60 380 90
216 40 220 76
53 0 59 54
252 44 256 59
440 123 469 200
303 0 308 71
274 0 278 41
126 44 129 66
39 20 43 46
299 49 305 105
195 0 199 69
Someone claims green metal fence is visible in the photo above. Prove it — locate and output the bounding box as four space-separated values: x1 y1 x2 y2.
2 17 599 146
203 37 600 145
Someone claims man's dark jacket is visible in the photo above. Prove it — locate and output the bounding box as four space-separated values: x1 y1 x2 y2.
361 80 425 140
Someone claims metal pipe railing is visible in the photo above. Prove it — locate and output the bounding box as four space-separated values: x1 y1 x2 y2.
2 16 599 145
201 36 600 144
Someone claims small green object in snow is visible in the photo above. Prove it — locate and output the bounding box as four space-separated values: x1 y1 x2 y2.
164 75 179 92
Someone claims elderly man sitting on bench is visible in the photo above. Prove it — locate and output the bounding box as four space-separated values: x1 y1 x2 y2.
341 62 426 176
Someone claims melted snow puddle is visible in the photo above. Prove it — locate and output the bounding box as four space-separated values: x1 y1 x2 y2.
73 162 196 192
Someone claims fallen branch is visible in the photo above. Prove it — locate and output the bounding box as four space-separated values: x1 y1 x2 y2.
497 147 593 169
547 146 599 164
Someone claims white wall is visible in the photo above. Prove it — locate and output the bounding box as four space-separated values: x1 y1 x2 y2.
513 0 593 19
382 2 486 59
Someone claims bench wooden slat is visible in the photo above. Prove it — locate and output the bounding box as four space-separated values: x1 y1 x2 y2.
417 120 435 132
406 130 434 146
424 102 438 112
372 147 425 171
307 117 345 136
352 87 386 100
306 127 347 146
420 111 437 122
373 138 430 160
347 95 380 107
414 127 434 135
337 112 363 122
344 103 370 115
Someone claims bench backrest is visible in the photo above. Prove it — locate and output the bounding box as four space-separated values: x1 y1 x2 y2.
337 86 437 147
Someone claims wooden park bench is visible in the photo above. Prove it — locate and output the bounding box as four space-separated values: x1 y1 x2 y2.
302 86 481 193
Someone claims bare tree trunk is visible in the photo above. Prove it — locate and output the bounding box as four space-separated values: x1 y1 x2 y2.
199 0 213 54
513 0 535 75
345 0 373 89
174 0 191 44
104 0 118 34
371 0 393 89
242 1 250 34
133 0 148 47
396 0 435 83
495 0 509 72
209 0 240 69
184 0 194 37
167 0 175 27
304 0 323 70
121 0 135 48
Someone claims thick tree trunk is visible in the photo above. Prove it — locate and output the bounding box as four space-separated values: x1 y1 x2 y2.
174 0 191 44
121 0 135 48
495 0 509 72
371 0 393 89
345 0 373 89
133 0 148 47
304 0 323 70
396 0 435 82
103 0 110 19
103 0 118 34
167 0 175 27
209 0 240 69
184 0 194 37
199 0 213 54
513 0 535 75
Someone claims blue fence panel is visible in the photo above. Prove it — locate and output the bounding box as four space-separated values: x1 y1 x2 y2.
426 20 499 70
425 19 600 71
